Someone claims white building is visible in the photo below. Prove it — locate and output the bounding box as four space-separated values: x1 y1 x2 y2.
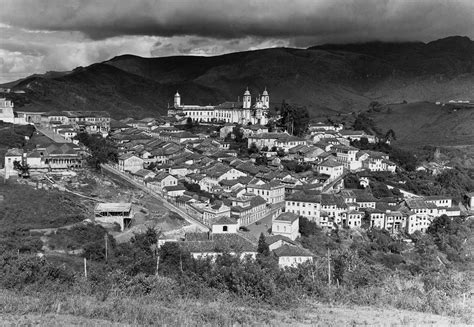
4 148 23 178
272 212 300 241
273 245 313 268
285 192 322 223
0 98 15 123
246 181 285 204
317 158 344 180
211 216 239 234
118 154 144 173
169 88 270 125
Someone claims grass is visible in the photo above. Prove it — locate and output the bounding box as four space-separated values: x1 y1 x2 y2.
48 224 107 251
370 102 474 149
0 181 88 232
0 286 470 326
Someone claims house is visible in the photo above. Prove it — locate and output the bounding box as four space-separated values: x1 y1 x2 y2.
230 194 268 226
94 203 133 231
181 233 257 260
131 169 156 181
321 194 348 226
274 135 307 152
241 124 269 138
334 145 361 171
147 172 178 194
118 153 144 173
405 199 441 218
265 235 298 251
4 148 23 178
202 201 232 226
211 216 239 234
423 196 452 208
317 158 344 180
406 214 432 234
163 184 187 198
273 245 313 268
340 130 376 143
272 212 300 241
246 181 285 204
6 142 83 174
340 211 363 228
219 123 235 139
285 191 322 223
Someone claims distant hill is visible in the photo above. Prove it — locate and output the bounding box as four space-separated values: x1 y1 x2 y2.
368 102 474 148
1 36 473 122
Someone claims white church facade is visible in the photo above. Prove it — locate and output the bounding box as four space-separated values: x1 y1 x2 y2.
168 88 270 125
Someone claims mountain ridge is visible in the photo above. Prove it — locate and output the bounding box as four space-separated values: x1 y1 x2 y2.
0 36 472 121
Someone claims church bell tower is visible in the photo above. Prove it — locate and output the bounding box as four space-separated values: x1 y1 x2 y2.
243 88 251 109
174 91 181 108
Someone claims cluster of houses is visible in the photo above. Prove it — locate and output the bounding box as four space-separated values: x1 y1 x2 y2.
109 111 461 241
0 99 111 138
3 130 83 178
1 95 467 268
174 211 312 268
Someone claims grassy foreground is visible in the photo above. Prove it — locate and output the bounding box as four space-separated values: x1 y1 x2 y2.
0 288 471 327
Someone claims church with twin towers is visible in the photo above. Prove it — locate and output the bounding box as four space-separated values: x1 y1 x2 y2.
168 88 270 125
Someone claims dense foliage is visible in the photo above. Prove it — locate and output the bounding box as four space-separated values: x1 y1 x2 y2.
1 215 471 322
365 169 474 203
278 100 310 137
0 123 35 164
75 132 118 168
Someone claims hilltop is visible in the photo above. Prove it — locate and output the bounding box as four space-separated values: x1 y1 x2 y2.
368 102 474 148
0 36 472 120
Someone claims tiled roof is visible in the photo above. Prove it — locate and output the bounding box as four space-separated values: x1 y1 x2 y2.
163 184 186 192
265 235 298 246
275 212 299 223
181 233 257 253
273 245 313 257
213 216 238 225
319 158 342 168
286 191 321 203
5 148 23 156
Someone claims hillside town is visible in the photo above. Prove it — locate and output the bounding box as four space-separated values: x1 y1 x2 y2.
0 90 472 269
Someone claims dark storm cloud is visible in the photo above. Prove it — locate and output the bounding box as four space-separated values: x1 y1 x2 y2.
1 0 473 44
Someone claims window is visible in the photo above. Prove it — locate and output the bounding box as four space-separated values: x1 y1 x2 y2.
222 226 228 232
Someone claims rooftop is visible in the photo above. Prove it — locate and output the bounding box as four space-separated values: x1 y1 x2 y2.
273 245 313 257
275 212 299 223
94 203 132 212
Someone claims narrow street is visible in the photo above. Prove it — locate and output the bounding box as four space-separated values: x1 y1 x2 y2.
101 163 210 232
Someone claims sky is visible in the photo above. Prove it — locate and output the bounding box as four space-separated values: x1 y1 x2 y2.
0 0 473 83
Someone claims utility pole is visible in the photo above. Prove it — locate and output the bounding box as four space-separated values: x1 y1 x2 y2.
84 257 87 279
155 232 160 276
327 248 331 285
104 234 108 263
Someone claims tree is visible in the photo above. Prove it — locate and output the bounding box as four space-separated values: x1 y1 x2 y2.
279 100 309 136
248 142 259 154
13 161 30 178
299 217 319 237
185 117 193 130
255 156 268 166
368 101 382 112
233 125 244 143
384 129 397 143
75 132 118 168
257 233 270 256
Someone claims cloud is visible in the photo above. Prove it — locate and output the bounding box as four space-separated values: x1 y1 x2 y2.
1 0 473 43
0 0 472 83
